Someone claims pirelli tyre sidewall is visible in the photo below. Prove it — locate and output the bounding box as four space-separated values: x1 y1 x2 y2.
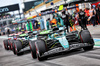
12 40 17 55
79 30 94 44
14 40 22 55
35 40 47 61
29 40 37 59
8 39 11 50
3 39 9 50
9 40 14 50
79 30 94 50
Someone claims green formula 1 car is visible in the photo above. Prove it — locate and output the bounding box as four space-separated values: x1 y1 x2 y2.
12 31 38 55
29 27 94 61
3 32 22 50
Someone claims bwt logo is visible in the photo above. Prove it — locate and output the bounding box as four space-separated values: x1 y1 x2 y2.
0 7 9 13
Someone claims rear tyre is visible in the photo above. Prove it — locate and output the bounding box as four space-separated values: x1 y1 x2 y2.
14 40 23 55
79 30 94 51
8 40 11 50
3 39 9 50
35 40 47 61
29 40 37 59
9 40 14 50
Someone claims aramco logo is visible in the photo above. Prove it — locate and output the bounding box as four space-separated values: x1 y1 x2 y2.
0 7 9 13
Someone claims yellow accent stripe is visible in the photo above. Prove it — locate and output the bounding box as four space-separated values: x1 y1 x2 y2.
51 43 58 48
19 40 23 45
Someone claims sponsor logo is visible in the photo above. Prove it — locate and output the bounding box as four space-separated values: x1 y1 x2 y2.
0 7 9 13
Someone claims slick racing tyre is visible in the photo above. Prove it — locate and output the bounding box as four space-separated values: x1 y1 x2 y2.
83 46 93 51
3 39 9 50
29 40 37 59
9 40 14 50
8 40 11 50
35 40 47 61
14 40 23 55
79 30 94 51
12 40 17 55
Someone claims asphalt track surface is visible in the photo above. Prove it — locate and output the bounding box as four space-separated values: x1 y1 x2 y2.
0 25 100 66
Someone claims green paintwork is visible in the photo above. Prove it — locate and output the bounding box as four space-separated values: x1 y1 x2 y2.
94 39 100 46
95 41 100 46
29 22 33 31
40 30 51 34
19 34 27 37
26 23 29 31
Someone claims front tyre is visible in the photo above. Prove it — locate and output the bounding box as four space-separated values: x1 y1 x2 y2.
14 40 23 55
79 30 94 51
35 40 47 61
12 41 17 55
29 40 37 59
3 39 9 50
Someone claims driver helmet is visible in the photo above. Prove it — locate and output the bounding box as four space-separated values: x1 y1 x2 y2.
92 5 96 8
